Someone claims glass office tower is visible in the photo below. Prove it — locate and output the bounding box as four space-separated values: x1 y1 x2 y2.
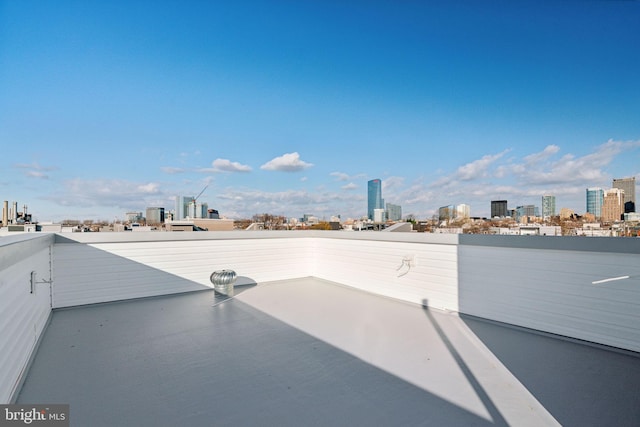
368 179 383 220
542 195 556 218
586 188 604 219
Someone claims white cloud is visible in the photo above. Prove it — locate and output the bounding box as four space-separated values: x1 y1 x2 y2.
137 183 161 194
260 152 313 172
524 144 560 164
331 172 367 182
14 162 56 171
342 182 358 190
330 172 350 181
211 158 252 173
417 139 640 217
215 187 363 219
26 171 49 179
15 162 56 179
161 166 185 174
382 176 405 191
508 139 638 185
403 188 433 205
47 179 170 212
29 139 639 222
455 150 509 181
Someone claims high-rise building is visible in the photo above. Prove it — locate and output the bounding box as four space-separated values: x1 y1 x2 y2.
125 212 143 223
541 195 556 218
439 204 470 221
386 203 402 221
490 200 508 218
195 202 208 219
146 207 165 224
367 179 383 220
175 195 193 220
373 208 386 223
586 188 604 219
515 205 539 221
456 204 470 219
439 205 455 221
612 177 636 213
602 188 625 222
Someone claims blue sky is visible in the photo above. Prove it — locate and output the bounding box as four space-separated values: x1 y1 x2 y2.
1 1 639 222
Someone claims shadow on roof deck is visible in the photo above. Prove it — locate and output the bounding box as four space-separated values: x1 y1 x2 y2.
17 278 640 427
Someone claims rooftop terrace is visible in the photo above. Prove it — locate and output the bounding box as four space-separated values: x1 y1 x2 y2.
2 232 639 426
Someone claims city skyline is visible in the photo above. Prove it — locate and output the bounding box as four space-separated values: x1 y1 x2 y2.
1 2 639 222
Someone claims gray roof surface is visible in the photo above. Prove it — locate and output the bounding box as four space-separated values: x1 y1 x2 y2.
17 278 640 426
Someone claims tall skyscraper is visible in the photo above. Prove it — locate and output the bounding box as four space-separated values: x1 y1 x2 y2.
602 188 625 222
175 195 193 220
541 195 556 218
586 188 604 219
368 179 383 220
612 177 636 213
490 200 508 218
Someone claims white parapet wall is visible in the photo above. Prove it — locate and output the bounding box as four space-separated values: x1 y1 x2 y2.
51 232 458 310
458 235 640 353
52 232 315 308
312 233 459 311
2 231 639 403
0 234 54 403
48 232 640 352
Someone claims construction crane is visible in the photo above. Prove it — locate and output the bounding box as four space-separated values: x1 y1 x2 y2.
190 184 208 218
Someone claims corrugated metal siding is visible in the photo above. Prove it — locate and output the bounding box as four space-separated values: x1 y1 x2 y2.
0 238 52 403
459 245 640 352
313 238 459 310
53 237 314 308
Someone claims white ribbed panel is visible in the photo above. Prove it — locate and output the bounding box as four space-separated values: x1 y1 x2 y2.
4 229 638 399
313 238 459 310
0 236 52 403
459 246 640 352
53 237 314 308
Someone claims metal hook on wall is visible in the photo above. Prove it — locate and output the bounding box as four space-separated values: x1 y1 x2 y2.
30 271 52 294
396 256 413 277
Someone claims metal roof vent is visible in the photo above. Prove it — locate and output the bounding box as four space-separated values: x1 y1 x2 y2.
210 269 237 296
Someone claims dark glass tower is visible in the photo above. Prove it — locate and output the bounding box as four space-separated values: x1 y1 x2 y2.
490 200 508 218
